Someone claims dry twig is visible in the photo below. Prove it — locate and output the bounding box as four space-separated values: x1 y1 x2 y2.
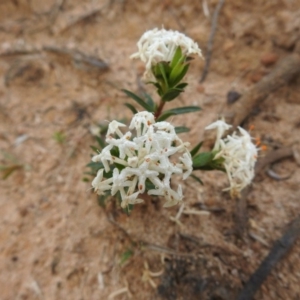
223 54 300 128
200 0 225 83
43 46 109 71
237 215 300 300
255 147 293 174
234 147 294 237
52 1 110 34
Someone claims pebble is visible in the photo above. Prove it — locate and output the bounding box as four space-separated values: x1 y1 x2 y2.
197 84 205 93
260 53 279 67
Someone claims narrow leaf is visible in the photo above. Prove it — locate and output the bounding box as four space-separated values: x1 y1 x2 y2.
190 141 203 157
176 82 188 89
190 174 203 185
192 152 214 168
157 105 201 121
170 46 183 69
158 63 169 88
156 111 175 121
170 63 190 87
175 126 190 134
122 89 152 111
1 164 22 180
119 249 134 265
86 161 104 174
161 88 182 102
97 192 111 208
95 136 106 149
90 145 99 153
165 106 201 115
169 57 185 83
144 93 156 111
124 103 138 114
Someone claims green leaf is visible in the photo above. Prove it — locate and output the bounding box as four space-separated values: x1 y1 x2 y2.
119 249 134 265
169 58 185 82
175 126 190 134
192 152 214 168
156 110 175 121
97 191 111 208
122 89 152 111
95 136 106 149
161 89 182 102
170 46 183 69
145 179 156 190
0 164 23 180
176 82 188 89
157 106 201 121
170 63 190 87
124 103 138 114
86 161 103 174
158 63 169 88
90 145 99 153
159 106 201 121
144 93 156 111
190 141 203 157
190 174 203 185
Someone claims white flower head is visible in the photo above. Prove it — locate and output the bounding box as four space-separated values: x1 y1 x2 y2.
207 120 258 196
91 111 193 208
131 28 202 79
106 120 126 138
205 119 232 151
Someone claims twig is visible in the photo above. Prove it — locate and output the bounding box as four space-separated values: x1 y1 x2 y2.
179 233 240 255
266 168 293 181
52 1 110 34
107 213 135 244
237 215 300 300
255 147 293 174
223 54 300 128
143 243 196 258
108 287 128 299
43 46 109 71
199 0 225 83
107 214 195 257
234 147 294 237
234 190 248 239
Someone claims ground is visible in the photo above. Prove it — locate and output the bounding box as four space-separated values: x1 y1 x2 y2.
0 0 300 299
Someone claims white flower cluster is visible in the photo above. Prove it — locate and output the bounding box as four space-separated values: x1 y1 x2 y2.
205 120 258 195
131 28 202 79
92 112 192 208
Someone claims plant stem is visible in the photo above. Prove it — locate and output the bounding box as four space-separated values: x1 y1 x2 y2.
154 100 165 119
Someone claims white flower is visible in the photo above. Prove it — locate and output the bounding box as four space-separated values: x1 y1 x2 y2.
91 111 193 208
149 185 183 207
106 120 126 138
129 111 155 136
121 192 144 209
131 28 202 79
92 144 113 173
91 169 113 195
205 119 232 151
111 168 132 196
107 131 137 159
179 152 193 179
207 120 258 195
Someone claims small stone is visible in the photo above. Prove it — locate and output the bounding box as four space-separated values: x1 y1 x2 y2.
260 53 279 67
250 70 265 83
227 90 241 104
197 84 205 93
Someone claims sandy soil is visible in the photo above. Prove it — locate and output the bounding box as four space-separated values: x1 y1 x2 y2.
0 0 300 299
